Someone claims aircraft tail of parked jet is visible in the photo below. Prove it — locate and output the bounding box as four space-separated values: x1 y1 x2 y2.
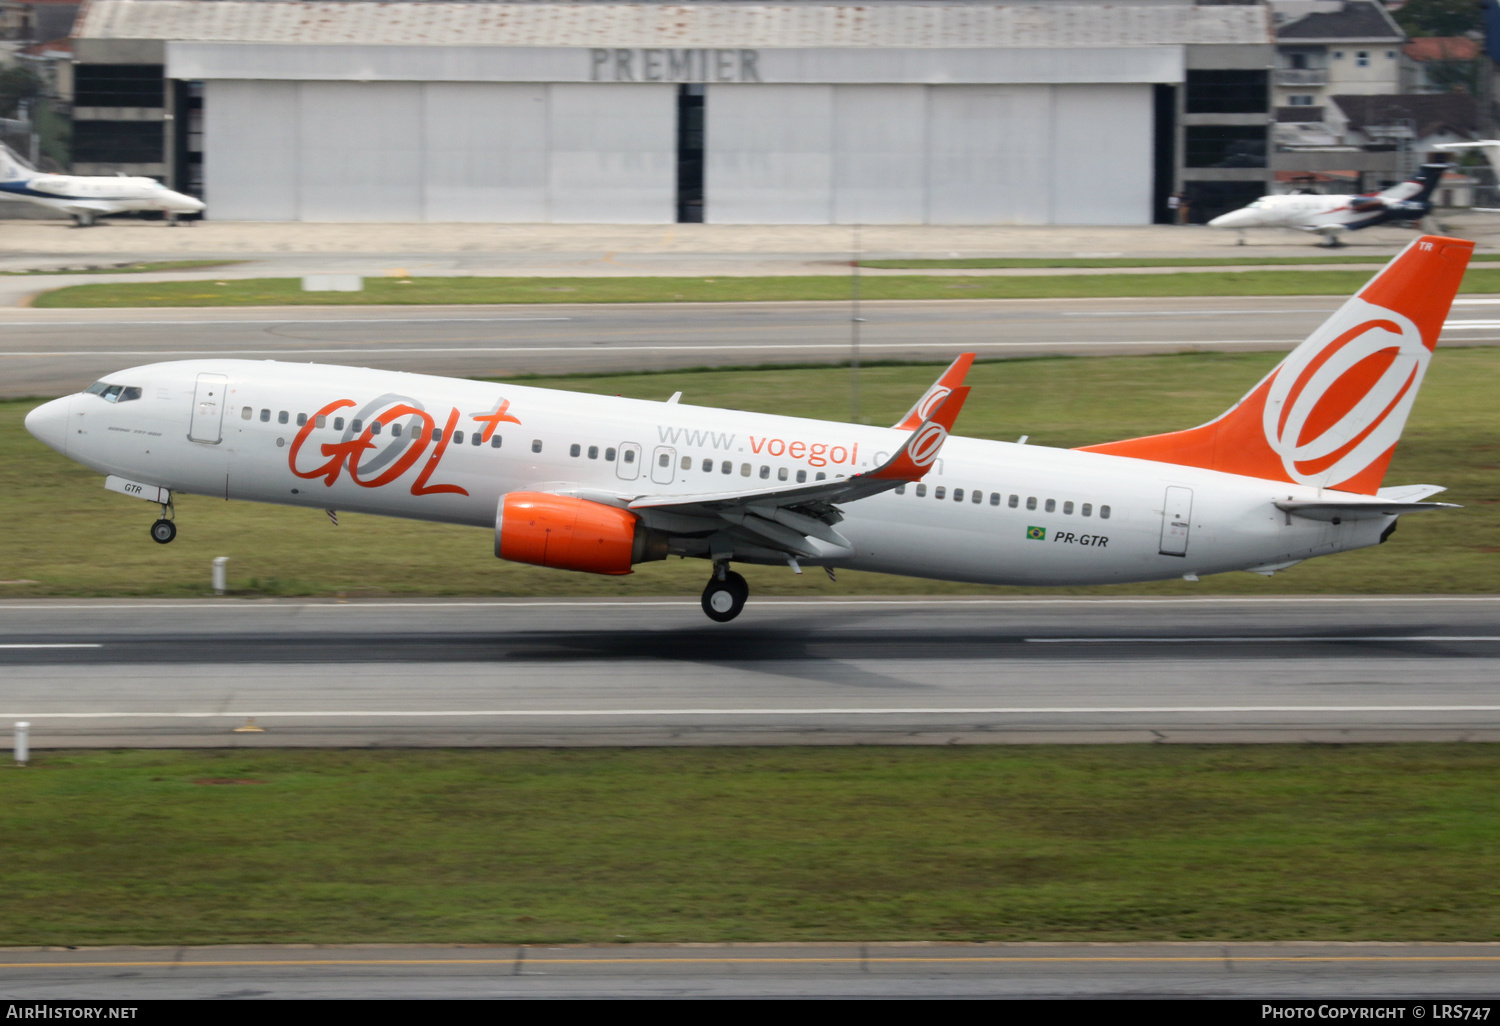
1375 163 1447 204
1080 234 1472 495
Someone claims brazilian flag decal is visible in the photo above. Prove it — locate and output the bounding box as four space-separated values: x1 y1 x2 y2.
1026 526 1046 541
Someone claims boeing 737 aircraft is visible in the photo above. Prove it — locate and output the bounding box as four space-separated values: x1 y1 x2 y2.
0 144 204 226
1208 164 1446 246
24 235 1469 621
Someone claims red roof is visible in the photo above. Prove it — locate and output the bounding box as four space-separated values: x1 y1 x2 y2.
1403 37 1480 61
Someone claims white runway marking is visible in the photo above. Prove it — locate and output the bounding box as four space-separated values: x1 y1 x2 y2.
1442 320 1500 329
0 317 572 327
0 339 1302 358
0 643 101 649
1025 635 1500 643
5 705 1500 720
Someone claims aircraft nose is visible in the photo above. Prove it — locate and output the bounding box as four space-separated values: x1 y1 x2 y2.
24 395 71 455
1209 210 1248 229
174 192 206 213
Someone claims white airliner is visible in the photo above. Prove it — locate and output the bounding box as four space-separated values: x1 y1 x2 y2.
1208 164 1446 246
24 235 1469 621
0 144 204 226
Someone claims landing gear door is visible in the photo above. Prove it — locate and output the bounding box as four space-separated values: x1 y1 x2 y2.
615 441 641 481
1159 485 1193 557
188 372 228 444
651 445 676 485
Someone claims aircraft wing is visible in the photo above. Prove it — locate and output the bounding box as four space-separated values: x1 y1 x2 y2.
56 200 127 216
620 360 975 560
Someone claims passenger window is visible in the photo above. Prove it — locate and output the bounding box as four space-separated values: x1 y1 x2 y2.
759 465 769 479
334 417 345 431
472 432 482 446
491 436 502 449
740 463 751 477
260 409 270 422
1045 499 1056 513
589 446 599 460
392 423 403 437
796 470 807 483
371 422 382 435
622 449 633 462
935 486 946 500
972 490 982 504
778 467 788 481
681 456 692 470
989 492 999 506
916 483 927 497
953 488 964 502
1082 503 1092 517
570 444 581 457
658 453 669 467
702 458 712 472
1009 494 1019 508
895 484 906 494
278 411 289 425
296 413 308 427
431 430 443 443
605 447 615 461
454 430 464 444
532 439 543 453
352 419 362 433
316 415 327 429
1026 497 1037 511
1100 505 1111 519
241 407 252 420
1063 501 1074 515
816 472 826 481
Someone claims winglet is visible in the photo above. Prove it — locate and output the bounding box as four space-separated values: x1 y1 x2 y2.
893 353 976 430
869 386 970 481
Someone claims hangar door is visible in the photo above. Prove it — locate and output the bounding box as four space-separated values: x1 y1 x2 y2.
203 81 676 223
706 83 1153 225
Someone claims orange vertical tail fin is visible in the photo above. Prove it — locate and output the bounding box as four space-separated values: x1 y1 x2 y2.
1078 235 1473 494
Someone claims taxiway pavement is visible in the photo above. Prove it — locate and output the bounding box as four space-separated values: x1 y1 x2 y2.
3 596 1499 748
2 942 1497 998
9 295 1500 398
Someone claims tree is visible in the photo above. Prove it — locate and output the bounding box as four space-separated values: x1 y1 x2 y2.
1394 0 1484 37
0 66 42 118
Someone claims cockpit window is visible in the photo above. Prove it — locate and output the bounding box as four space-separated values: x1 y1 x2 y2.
85 381 142 403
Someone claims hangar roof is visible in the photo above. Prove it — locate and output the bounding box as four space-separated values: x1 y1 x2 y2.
76 1 1272 48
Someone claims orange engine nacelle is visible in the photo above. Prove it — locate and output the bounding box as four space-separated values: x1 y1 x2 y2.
495 492 667 575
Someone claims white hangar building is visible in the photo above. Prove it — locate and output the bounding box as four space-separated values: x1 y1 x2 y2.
71 0 1276 225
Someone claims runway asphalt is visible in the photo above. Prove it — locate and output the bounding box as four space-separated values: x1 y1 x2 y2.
3 942 1498 999
3 596 1499 747
8 294 1500 398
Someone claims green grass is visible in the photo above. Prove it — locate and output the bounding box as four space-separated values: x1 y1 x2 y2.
3 746 1497 945
862 254 1500 269
31 267 1500 307
4 259 242 276
4 350 1498 598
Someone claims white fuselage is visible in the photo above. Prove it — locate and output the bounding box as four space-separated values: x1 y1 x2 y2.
1208 193 1373 232
0 174 205 219
24 359 1392 587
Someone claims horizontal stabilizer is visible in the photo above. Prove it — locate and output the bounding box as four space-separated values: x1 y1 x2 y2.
1276 498 1459 522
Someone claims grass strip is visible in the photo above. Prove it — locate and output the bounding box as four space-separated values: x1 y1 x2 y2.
4 351 1497 598
861 255 1500 269
3 746 1496 945
30 267 1500 308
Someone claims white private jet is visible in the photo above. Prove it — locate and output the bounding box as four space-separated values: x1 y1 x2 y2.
25 235 1468 622
1208 164 1446 246
0 144 204 226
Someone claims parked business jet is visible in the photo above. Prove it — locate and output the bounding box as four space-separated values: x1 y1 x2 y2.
24 235 1468 621
1208 164 1447 246
0 144 204 226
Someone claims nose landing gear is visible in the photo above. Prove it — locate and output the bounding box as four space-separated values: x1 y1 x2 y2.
150 501 176 544
701 564 748 623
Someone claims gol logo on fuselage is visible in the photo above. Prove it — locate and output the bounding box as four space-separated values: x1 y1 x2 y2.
288 394 521 497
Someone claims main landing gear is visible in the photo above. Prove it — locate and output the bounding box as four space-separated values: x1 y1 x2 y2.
701 564 748 623
150 501 176 544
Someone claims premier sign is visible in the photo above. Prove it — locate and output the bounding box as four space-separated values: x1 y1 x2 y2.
589 48 762 83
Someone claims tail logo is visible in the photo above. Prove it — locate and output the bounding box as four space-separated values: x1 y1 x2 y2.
915 387 952 422
1261 297 1429 488
906 423 948 468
